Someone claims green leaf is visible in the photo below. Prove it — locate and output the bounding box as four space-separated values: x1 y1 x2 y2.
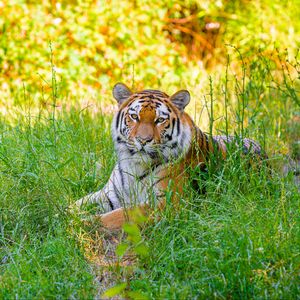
116 242 129 257
126 290 149 300
129 207 147 224
102 282 127 298
123 223 141 243
134 243 149 257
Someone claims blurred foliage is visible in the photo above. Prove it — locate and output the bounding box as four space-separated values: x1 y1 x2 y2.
0 0 299 106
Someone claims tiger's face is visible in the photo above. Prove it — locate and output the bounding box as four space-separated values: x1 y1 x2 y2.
112 83 192 162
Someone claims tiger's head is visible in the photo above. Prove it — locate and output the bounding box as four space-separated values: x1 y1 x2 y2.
112 83 192 163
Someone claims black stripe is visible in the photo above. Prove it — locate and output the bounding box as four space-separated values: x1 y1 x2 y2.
138 172 149 181
163 101 172 113
177 119 181 135
118 162 125 186
120 111 124 127
143 103 152 109
137 95 151 99
204 133 209 151
150 175 169 189
116 111 121 129
138 162 161 181
145 94 155 99
201 132 206 149
106 195 115 210
165 134 172 141
140 90 168 97
170 118 175 136
171 141 178 149
116 136 126 144
129 149 136 155
112 182 121 205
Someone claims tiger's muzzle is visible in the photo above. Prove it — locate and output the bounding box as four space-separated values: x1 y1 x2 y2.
135 123 155 146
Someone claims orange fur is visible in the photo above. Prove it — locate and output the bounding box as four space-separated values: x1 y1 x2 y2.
79 84 264 230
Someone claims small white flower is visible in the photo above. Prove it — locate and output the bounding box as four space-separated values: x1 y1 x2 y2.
53 18 62 25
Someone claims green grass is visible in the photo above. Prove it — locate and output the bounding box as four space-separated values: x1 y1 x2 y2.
0 1 299 298
0 110 115 298
0 234 95 298
129 160 299 299
0 54 299 298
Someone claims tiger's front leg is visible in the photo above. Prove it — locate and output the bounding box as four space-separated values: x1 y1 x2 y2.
75 161 185 229
98 166 186 230
74 164 169 229
75 189 113 212
75 164 126 213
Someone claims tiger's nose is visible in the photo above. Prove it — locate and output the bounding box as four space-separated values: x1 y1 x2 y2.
137 136 153 145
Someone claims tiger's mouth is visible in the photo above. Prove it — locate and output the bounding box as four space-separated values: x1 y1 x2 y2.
126 140 162 158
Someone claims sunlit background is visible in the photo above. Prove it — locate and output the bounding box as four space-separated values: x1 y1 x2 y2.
1 1 299 155
1 2 298 98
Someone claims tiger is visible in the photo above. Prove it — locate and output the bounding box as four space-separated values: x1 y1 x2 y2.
75 83 263 229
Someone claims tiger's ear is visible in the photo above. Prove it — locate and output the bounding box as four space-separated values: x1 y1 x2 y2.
113 83 133 105
170 90 190 112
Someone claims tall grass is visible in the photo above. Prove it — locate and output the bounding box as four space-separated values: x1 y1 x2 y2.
0 26 299 300
0 106 115 297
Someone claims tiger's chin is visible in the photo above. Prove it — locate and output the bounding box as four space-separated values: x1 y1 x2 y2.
124 145 167 165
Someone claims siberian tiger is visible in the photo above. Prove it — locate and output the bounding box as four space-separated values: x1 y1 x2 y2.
76 83 263 229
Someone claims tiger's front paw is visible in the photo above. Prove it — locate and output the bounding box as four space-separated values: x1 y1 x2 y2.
74 196 86 208
74 192 101 209
68 195 91 214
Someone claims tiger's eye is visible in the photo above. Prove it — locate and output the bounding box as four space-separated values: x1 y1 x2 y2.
156 117 165 123
130 113 138 120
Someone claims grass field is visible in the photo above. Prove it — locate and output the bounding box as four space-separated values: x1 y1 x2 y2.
0 1 299 299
